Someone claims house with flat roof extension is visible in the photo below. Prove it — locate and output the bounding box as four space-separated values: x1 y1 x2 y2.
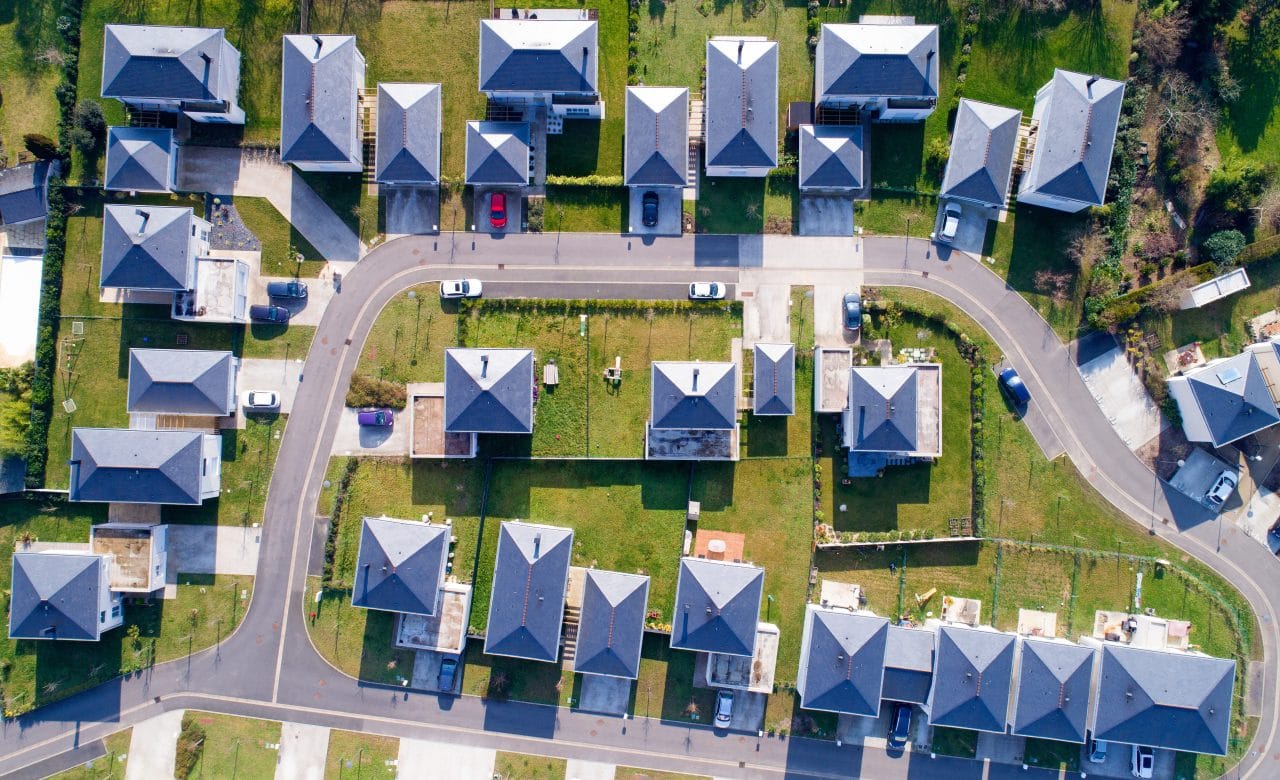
940 100 1021 210
90 523 167 594
1017 70 1125 213
126 348 238 418
573 569 649 679
443 348 535 434
484 521 573 663
100 204 207 293
352 516 449 616
465 121 532 187
280 35 366 172
479 16 602 119
842 363 942 477
1167 350 1280 448
814 23 939 122
9 550 122 641
927 624 1016 733
797 606 888 716
376 83 441 187
647 361 739 460
69 428 221 506
105 127 176 193
798 124 864 194
671 556 763 657
624 86 689 188
752 343 795 416
0 161 59 227
101 25 244 123
705 38 777 177
883 623 934 703
1010 637 1095 744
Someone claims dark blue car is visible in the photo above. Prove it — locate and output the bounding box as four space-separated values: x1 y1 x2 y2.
998 367 1031 405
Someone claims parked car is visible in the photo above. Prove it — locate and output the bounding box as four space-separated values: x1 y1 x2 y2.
843 292 862 333
937 203 962 243
437 657 458 692
489 192 508 230
357 408 394 427
887 704 912 749
1204 470 1239 509
642 191 659 227
249 304 290 323
1088 736 1108 764
266 280 308 299
714 689 734 728
242 391 279 412
998 367 1031 405
440 279 483 299
689 282 726 300
1130 744 1154 779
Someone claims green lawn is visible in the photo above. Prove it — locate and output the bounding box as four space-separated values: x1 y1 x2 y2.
494 751 567 780
1137 254 1280 359
1217 21 1280 168
544 186 627 233
324 729 399 780
631 633 715 723
931 726 978 758
0 0 60 165
617 768 710 780
693 176 765 234
49 728 131 780
987 206 1093 341
991 543 1073 634
182 711 282 780
854 195 936 238
461 642 574 706
1023 737 1080 773
306 575 417 687
230 197 328 278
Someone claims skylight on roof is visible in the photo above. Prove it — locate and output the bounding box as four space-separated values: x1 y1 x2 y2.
1216 366 1242 385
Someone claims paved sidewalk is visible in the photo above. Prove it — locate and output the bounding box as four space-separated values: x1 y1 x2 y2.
276 722 328 780
124 709 183 780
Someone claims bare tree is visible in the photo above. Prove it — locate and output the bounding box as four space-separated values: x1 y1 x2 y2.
1139 232 1180 261
1157 71 1211 139
1034 269 1074 306
1136 7 1190 72
1066 225 1107 270
1146 275 1195 313
1257 185 1280 233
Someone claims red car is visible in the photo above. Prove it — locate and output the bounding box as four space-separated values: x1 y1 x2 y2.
489 192 507 230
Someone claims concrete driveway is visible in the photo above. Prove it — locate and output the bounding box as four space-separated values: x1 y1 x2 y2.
576 674 630 715
799 194 854 236
234 357 304 424
473 189 522 234
566 758 615 780
409 650 458 694
397 738 494 779
124 710 183 780
815 285 859 347
932 199 992 257
742 283 792 347
330 407 410 456
277 722 328 780
725 691 766 732
167 524 261 577
628 187 680 236
252 275 336 327
1077 340 1168 451
384 185 441 236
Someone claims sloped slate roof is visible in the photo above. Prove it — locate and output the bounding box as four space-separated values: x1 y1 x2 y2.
281 35 362 164
651 362 737 430
105 127 174 193
376 83 441 184
883 624 934 703
127 348 235 415
465 121 531 186
444 348 534 433
799 608 888 715
941 100 1021 206
0 161 55 225
1093 644 1235 755
625 87 689 187
817 24 939 99
9 553 104 641
1182 352 1280 447
843 365 919 452
671 557 763 656
753 343 795 415
1021 70 1124 206
799 124 864 191
479 20 598 94
102 25 231 101
574 569 649 678
352 517 448 616
484 522 573 662
929 625 1016 733
100 204 196 291
705 38 778 170
1012 638 1094 743
70 428 206 505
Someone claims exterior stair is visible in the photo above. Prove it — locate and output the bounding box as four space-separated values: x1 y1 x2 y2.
561 604 581 665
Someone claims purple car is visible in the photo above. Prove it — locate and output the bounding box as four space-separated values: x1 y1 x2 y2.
357 408 394 427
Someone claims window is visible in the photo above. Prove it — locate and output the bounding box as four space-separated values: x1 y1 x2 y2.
111 605 121 618
100 610 106 623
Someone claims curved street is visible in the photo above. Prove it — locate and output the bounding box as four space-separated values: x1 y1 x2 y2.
0 232 1275 780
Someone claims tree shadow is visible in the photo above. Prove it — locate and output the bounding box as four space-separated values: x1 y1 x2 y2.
1222 29 1280 154
1001 205 1088 295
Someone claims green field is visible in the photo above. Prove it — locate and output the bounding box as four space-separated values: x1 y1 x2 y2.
181 711 282 780
494 751 567 780
324 729 399 780
1138 254 1280 359
0 1 61 165
48 728 131 779
1217 21 1280 168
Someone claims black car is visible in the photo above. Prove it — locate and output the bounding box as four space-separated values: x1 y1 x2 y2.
843 292 863 333
642 191 659 227
998 366 1031 405
888 704 911 749
438 657 458 692
249 304 291 323
266 280 308 299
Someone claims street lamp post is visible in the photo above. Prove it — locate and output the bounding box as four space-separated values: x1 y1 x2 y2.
766 594 775 623
356 747 367 780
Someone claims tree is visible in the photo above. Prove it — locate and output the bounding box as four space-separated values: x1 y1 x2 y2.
1202 229 1247 267
69 100 106 157
1135 7 1190 73
1066 224 1107 270
1156 71 1210 139
1138 232 1180 261
1256 185 1280 233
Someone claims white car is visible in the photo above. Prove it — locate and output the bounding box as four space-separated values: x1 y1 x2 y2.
1130 745 1154 779
440 279 483 299
242 390 279 412
937 203 962 243
689 282 726 300
714 689 734 728
1205 470 1239 509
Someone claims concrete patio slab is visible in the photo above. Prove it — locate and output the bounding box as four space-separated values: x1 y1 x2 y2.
396 738 494 779
576 674 631 716
799 195 854 236
330 406 411 456
167 524 261 576
276 722 328 780
124 709 183 780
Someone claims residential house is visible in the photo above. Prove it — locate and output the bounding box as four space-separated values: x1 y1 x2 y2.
484 521 573 663
8 550 122 641
624 86 689 189
280 35 366 172
375 83 442 187
443 348 535 434
573 569 650 679
882 623 935 704
647 361 739 460
842 363 942 476
90 523 168 594
753 343 795 416
704 37 778 177
0 161 59 227
1017 70 1125 213
927 624 1016 733
798 124 864 194
68 428 222 506
796 606 888 716
814 23 939 122
479 17 602 119
105 127 177 193
126 348 239 418
464 121 532 188
670 556 763 657
940 100 1022 210
99 204 206 293
101 25 244 123
1167 350 1280 448
352 516 449 616
1010 637 1095 743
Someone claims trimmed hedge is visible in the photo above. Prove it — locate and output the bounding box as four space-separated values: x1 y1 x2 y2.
345 374 407 410
544 174 625 187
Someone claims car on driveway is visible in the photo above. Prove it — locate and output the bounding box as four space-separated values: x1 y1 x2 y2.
887 704 912 749
937 203 962 244
843 292 862 333
998 367 1031 405
242 391 279 412
689 282 726 300
440 279 483 299
1130 744 1154 778
489 192 508 230
266 280 308 299
249 304 290 323
642 191 659 227
438 657 458 692
357 408 394 427
1204 470 1239 510
714 690 734 728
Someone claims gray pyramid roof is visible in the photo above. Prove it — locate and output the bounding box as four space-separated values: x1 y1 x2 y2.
929 625 1016 732
70 428 206 505
1012 638 1094 743
127 348 236 415
705 39 778 170
352 517 448 616
843 365 919 452
105 127 174 193
1021 70 1124 206
574 570 649 678
940 100 1021 207
799 608 888 715
479 20 597 94
1093 644 1235 755
101 25 233 102
799 124 863 191
484 522 573 662
671 557 763 656
444 348 534 433
1183 352 1280 446
883 624 934 703
816 24 939 100
753 343 795 415
9 552 104 641
651 362 737 430
280 35 362 164
376 83 441 185
100 204 196 291
0 161 56 226
465 121 531 186
625 87 689 187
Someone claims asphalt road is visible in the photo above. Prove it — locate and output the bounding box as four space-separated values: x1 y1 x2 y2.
0 231 1275 780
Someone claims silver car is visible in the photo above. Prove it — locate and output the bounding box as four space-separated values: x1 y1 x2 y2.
689 282 726 300
938 203 962 243
440 279 483 299
242 390 280 412
1205 470 1238 509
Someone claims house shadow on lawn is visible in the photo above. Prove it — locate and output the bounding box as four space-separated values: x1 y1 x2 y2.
744 415 789 456
688 462 736 512
408 460 485 516
483 460 690 520
357 607 413 685
999 205 1088 295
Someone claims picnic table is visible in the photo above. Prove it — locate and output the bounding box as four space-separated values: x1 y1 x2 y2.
603 356 622 382
543 359 559 386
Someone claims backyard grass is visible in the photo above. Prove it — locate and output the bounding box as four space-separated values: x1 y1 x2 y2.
182 711 282 780
494 751 568 780
631 633 714 723
1137 254 1280 359
543 187 627 233
853 195 936 238
0 2 61 167
306 575 417 687
986 205 1093 341
324 729 399 780
461 643 575 706
930 726 978 758
692 176 765 234
990 543 1073 634
48 727 131 780
231 197 328 278
1217 21 1280 168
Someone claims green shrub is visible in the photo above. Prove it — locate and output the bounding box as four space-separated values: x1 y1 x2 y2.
1202 229 1247 267
544 174 624 187
174 714 206 778
345 374 407 410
